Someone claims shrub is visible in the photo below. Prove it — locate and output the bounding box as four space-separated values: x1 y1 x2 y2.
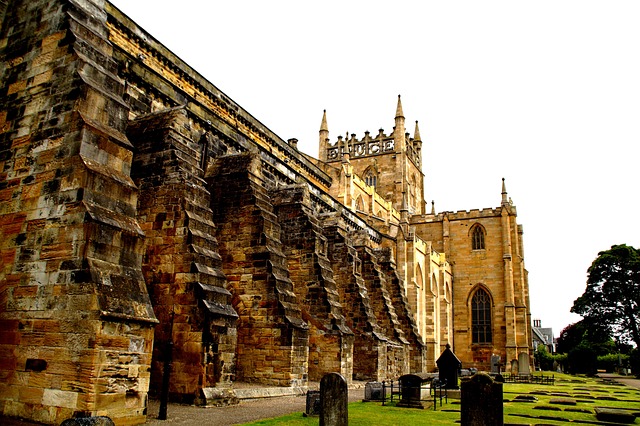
567 345 597 375
597 353 628 373
630 348 640 377
534 345 555 371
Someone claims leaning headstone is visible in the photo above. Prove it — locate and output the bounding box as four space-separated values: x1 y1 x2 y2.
320 372 348 426
490 355 501 374
363 381 383 402
461 372 503 426
60 417 115 426
437 343 462 389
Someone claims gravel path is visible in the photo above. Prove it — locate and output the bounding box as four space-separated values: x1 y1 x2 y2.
145 387 365 426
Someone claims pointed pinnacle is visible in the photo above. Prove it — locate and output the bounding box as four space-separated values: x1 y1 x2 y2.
395 94 404 119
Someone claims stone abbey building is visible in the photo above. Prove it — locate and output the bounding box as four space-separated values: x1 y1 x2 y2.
0 1 532 424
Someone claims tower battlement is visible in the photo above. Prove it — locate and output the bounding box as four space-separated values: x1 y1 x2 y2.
319 96 423 170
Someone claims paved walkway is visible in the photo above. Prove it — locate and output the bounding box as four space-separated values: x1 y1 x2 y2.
145 387 365 426
597 372 640 390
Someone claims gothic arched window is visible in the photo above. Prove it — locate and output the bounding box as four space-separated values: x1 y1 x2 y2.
471 224 485 250
363 166 377 188
365 173 377 188
471 288 492 344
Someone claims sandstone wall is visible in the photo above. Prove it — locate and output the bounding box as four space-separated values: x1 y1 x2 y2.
0 1 514 424
0 1 156 424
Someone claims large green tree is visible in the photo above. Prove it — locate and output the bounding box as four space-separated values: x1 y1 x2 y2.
572 244 640 348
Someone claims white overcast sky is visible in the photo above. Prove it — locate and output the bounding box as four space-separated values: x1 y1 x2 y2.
110 1 640 339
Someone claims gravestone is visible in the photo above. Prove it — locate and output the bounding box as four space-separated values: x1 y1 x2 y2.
60 417 115 426
304 390 321 416
436 343 462 389
320 372 348 426
363 382 383 402
490 355 501 374
510 359 519 375
397 374 429 409
461 372 503 426
518 352 530 375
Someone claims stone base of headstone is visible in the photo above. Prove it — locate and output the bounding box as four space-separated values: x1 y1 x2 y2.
60 417 115 426
396 401 424 409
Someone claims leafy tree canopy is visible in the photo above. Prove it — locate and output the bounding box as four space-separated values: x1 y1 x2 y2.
571 244 640 348
556 319 614 355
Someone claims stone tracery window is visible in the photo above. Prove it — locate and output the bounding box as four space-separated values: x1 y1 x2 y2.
471 288 492 344
365 173 377 188
363 166 377 188
471 224 485 250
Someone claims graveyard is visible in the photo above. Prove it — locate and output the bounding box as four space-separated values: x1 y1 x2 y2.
237 373 640 425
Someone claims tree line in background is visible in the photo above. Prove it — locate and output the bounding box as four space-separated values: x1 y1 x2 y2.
535 244 640 376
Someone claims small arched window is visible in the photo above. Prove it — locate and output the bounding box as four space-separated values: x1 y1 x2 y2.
363 166 377 188
471 224 485 250
471 288 492 344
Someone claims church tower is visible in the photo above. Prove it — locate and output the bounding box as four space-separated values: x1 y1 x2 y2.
319 95 426 215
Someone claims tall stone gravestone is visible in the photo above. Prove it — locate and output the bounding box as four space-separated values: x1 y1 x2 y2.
518 352 531 376
461 372 503 426
320 372 348 426
436 343 462 389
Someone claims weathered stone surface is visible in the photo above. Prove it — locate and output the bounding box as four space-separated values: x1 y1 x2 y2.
320 373 348 426
1 1 532 424
461 373 503 426
594 407 636 423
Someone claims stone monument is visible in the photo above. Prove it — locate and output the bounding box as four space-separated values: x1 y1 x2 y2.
461 372 503 426
320 373 348 426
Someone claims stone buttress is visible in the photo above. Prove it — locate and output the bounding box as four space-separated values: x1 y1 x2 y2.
378 248 426 373
128 107 237 404
357 243 409 379
0 0 155 424
323 216 399 381
207 152 309 387
272 185 354 382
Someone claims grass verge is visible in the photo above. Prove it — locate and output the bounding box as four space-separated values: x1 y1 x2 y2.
241 373 640 425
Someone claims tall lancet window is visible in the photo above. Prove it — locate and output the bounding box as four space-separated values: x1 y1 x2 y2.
471 224 485 250
471 288 492 344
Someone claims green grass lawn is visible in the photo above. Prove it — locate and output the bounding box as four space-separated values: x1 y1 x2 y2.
241 373 640 425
